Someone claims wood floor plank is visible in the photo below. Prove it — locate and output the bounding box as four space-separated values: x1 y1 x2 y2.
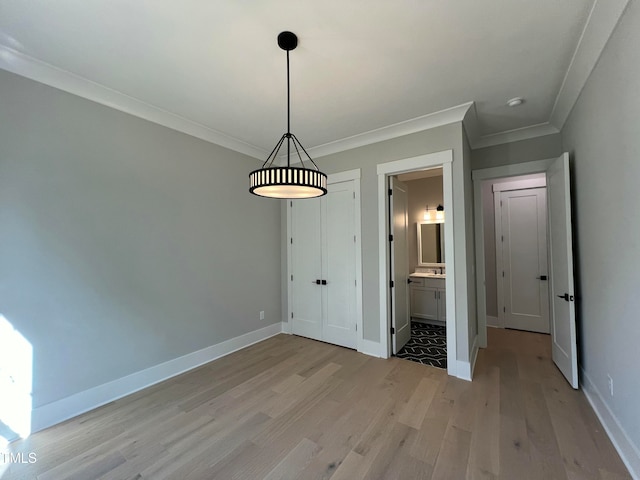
1 332 631 480
466 365 500 480
430 424 472 480
398 376 439 429
263 437 322 480
522 379 568 480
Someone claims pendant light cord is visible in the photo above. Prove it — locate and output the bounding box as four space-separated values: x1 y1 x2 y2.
286 49 291 167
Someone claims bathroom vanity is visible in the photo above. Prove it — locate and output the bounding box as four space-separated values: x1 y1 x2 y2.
411 220 446 324
409 272 446 324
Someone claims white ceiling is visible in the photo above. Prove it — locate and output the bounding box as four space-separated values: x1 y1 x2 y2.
0 1 626 158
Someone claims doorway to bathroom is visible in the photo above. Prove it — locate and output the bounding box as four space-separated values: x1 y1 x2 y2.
392 168 447 369
377 150 458 378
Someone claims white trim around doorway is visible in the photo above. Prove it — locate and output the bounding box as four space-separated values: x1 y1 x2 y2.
377 150 458 378
472 158 555 348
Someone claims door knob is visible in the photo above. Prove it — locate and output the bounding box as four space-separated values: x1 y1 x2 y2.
407 278 413 284
537 275 548 280
556 293 574 302
321 280 327 285
314 279 321 285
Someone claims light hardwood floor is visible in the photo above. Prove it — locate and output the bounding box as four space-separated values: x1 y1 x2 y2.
1 329 630 479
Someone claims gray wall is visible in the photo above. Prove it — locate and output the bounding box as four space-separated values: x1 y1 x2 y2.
472 133 562 170
0 70 282 410
561 0 640 454
405 176 444 273
283 122 474 362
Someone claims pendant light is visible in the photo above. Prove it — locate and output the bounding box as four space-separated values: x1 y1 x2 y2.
249 31 327 199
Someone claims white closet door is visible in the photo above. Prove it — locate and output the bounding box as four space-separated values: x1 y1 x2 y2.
500 188 550 333
291 198 323 341
322 181 357 349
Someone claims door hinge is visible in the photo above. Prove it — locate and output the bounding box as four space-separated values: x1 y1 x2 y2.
290 201 293 207
388 188 393 196
290 237 293 244
501 235 504 242
390 280 394 288
353 192 356 199
354 235 356 243
390 327 395 334
291 274 293 281
355 324 358 331
502 271 505 277
291 312 294 318
500 200 503 207
389 234 394 242
503 307 506 313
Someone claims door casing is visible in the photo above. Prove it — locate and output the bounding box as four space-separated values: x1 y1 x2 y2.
377 150 457 378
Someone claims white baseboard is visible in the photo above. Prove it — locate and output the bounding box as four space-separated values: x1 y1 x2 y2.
456 360 472 381
581 368 640 480
281 320 291 334
358 339 383 358
456 335 479 382
31 322 283 434
469 335 479 379
486 315 500 328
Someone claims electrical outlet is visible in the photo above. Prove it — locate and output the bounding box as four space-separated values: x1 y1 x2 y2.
260 311 265 320
607 374 614 397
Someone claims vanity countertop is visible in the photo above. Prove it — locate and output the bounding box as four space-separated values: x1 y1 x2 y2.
410 272 446 278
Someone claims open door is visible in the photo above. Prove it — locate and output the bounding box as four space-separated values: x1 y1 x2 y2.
547 153 578 388
390 177 411 353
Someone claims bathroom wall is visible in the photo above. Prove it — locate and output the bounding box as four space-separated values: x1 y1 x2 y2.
404 175 444 273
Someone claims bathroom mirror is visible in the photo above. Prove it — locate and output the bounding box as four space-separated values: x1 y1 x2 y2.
417 222 445 266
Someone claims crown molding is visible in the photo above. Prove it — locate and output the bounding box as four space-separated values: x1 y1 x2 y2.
471 122 560 150
462 101 560 149
4 0 627 163
302 102 474 160
0 44 267 160
549 0 630 129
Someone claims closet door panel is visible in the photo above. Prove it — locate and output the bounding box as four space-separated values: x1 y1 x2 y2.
323 181 357 349
290 198 322 341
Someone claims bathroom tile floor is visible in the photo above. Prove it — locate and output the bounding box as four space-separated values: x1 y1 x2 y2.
396 321 447 369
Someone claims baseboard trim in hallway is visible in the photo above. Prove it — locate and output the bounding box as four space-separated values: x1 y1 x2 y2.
581 368 640 479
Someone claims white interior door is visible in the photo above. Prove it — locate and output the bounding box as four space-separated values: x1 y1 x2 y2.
391 177 411 353
547 153 578 389
499 188 550 333
290 198 323 341
322 181 357 349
